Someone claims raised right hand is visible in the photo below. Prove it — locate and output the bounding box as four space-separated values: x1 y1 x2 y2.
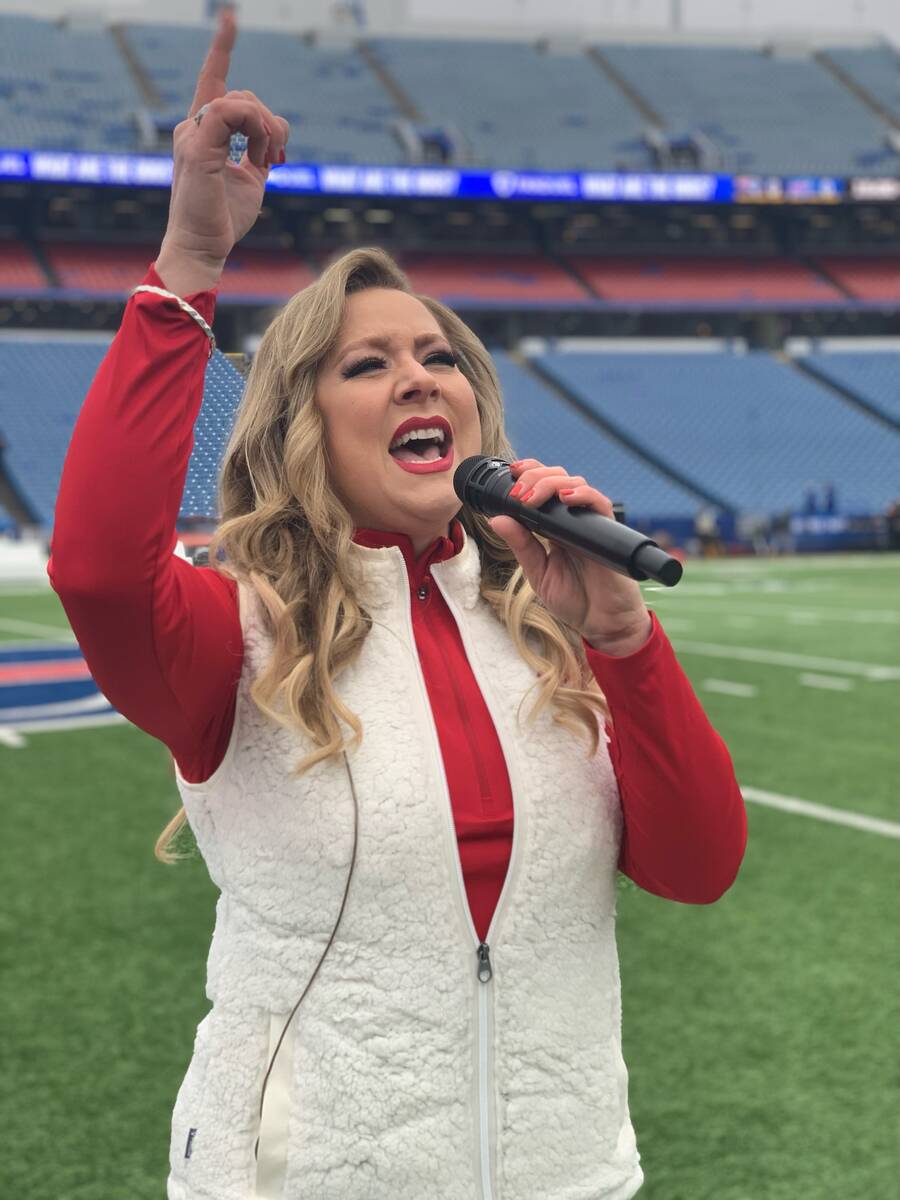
156 9 290 292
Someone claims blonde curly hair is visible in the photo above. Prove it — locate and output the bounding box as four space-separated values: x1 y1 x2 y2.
156 246 610 863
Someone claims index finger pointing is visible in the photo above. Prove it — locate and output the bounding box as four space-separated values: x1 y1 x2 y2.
189 6 237 118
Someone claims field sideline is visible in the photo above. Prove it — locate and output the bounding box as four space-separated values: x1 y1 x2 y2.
2 553 897 1198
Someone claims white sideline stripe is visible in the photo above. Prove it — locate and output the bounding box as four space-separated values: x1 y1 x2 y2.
672 638 900 681
742 786 900 840
0 692 112 721
0 713 127 735
0 639 78 653
702 678 758 698
799 673 855 692
0 617 76 640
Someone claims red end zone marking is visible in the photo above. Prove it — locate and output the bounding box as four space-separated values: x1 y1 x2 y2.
0 659 91 684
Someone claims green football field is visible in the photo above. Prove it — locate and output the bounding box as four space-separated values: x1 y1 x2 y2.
2 553 897 1199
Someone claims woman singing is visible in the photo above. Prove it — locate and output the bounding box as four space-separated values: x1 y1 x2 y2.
48 11 746 1199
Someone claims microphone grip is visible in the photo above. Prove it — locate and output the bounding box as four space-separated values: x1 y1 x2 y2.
512 501 683 586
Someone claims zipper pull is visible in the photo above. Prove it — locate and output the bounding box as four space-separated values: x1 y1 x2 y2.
476 941 492 983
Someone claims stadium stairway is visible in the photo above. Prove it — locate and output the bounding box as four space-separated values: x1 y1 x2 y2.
494 351 714 520
516 352 732 512
793 350 900 431
534 345 900 513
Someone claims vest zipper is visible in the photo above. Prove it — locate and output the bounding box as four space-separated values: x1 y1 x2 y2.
402 585 502 1200
477 941 493 1200
404 567 527 1200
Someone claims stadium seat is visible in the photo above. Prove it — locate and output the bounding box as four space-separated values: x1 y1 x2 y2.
42 243 315 302
537 348 899 512
823 46 900 126
599 43 899 176
815 259 900 304
493 352 702 518
0 339 245 527
368 37 652 171
569 257 842 305
0 13 144 153
0 241 48 292
800 351 900 424
124 24 404 165
400 255 590 305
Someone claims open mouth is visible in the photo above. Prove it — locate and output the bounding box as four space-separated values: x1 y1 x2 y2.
387 426 454 473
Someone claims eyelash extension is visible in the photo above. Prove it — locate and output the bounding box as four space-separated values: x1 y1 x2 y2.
341 350 457 379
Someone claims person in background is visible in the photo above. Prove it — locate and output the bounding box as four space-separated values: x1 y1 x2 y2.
693 506 722 557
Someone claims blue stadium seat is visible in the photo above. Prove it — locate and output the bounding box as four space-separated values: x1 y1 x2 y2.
494 352 702 519
124 23 405 165
600 43 898 176
2 339 895 531
0 13 144 153
0 339 244 527
537 349 900 512
369 38 651 171
824 45 900 124
802 351 900 425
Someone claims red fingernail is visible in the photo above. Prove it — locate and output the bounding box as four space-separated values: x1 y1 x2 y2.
561 489 575 496
520 488 535 503
509 482 523 498
278 148 286 164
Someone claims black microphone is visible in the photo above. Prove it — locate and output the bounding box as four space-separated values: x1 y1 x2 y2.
454 455 683 588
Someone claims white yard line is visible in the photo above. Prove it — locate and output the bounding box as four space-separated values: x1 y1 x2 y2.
672 638 900 681
0 618 76 641
742 786 900 839
702 679 758 698
799 673 855 692
687 555 899 573
652 598 900 624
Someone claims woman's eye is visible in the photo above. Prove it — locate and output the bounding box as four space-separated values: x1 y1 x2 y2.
425 350 457 368
341 356 386 379
340 349 456 378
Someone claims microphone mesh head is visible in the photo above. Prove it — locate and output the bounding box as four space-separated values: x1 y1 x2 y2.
452 454 491 503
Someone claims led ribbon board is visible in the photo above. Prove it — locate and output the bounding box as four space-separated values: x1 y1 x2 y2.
0 149 853 204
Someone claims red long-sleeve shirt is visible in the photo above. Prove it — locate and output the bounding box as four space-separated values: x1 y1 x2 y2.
48 264 747 942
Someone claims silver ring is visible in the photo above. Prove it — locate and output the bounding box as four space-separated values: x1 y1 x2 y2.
193 102 212 126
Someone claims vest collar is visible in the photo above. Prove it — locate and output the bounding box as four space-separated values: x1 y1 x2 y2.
348 517 481 612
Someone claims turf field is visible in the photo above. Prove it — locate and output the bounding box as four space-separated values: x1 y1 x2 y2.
2 553 897 1199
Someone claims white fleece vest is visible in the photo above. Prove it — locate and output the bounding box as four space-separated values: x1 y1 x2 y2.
167 527 643 1200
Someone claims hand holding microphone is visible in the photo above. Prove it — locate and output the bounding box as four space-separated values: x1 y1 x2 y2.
454 456 683 656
